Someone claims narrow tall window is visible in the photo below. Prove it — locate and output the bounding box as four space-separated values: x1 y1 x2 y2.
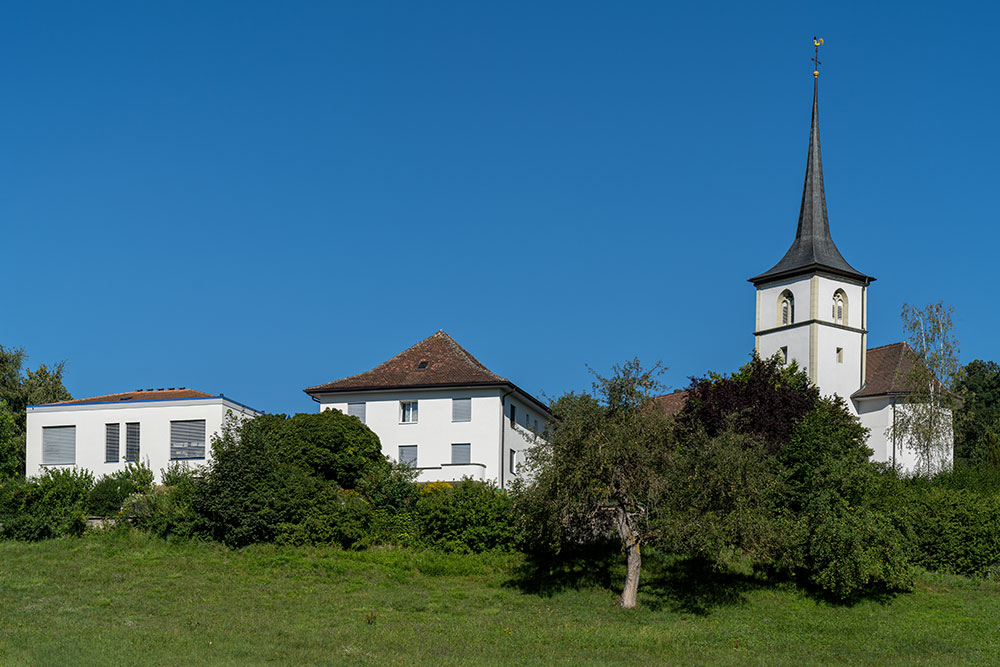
510 449 517 473
510 404 517 426
106 423 120 463
778 291 794 327
347 402 366 424
451 443 471 465
836 347 844 363
170 420 206 460
779 346 789 365
42 426 75 465
125 422 140 462
452 398 471 422
400 401 418 423
398 445 417 466
832 290 848 325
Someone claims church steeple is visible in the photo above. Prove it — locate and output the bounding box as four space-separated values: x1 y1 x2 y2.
750 76 874 286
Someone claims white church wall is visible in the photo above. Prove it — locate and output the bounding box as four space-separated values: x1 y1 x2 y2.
814 325 865 411
757 277 812 331
814 276 864 330
855 396 892 463
855 397 953 475
757 326 810 371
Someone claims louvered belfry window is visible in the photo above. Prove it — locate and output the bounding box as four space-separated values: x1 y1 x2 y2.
170 420 206 460
125 423 140 462
452 398 471 422
42 426 76 465
106 423 120 463
347 403 366 424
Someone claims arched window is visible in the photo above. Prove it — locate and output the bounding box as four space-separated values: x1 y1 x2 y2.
832 289 848 325
778 291 794 327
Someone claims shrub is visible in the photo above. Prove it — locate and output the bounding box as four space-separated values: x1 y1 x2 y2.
122 463 202 539
0 468 93 540
272 410 389 488
275 490 372 548
416 480 518 553
904 486 1000 578
88 462 154 516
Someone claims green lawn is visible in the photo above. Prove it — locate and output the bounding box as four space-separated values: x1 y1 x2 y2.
0 533 998 665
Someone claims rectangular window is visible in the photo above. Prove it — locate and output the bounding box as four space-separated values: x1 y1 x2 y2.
451 443 471 465
510 404 516 426
836 347 844 363
42 426 75 465
400 401 418 423
534 419 539 434
510 449 517 473
170 420 206 460
523 412 530 428
398 445 417 466
347 402 366 424
452 397 472 422
779 347 788 365
106 423 120 463
125 422 140 462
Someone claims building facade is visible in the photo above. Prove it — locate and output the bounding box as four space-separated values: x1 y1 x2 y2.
26 388 260 482
750 75 952 474
304 331 548 488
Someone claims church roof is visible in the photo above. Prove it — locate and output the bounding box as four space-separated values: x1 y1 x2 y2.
852 342 952 400
303 330 550 413
750 78 874 286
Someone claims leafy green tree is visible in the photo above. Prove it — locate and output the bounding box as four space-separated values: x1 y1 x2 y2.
0 346 72 478
889 303 961 475
521 359 674 609
955 360 1000 465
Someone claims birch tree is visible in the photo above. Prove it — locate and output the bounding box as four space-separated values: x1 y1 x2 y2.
890 302 961 475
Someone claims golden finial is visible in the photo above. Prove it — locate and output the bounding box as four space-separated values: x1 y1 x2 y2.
812 37 824 78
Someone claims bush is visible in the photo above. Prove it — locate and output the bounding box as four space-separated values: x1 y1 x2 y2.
275 490 372 548
88 462 154 516
416 480 518 553
904 486 1000 578
122 463 202 539
0 468 93 540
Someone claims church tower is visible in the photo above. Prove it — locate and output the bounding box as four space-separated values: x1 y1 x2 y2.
749 66 875 408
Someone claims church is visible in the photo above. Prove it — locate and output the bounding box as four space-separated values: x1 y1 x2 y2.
749 65 953 474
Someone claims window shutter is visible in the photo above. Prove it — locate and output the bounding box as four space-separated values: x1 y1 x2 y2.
399 445 417 466
451 443 471 465
170 420 206 460
42 426 75 465
106 423 120 463
452 398 471 422
348 402 366 424
126 423 140 462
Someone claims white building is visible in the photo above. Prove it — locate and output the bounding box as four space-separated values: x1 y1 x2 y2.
26 388 260 482
749 74 953 474
304 331 548 488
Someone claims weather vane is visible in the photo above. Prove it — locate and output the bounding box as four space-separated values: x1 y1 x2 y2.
812 36 824 78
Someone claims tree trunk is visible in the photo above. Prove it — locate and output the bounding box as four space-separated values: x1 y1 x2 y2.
615 507 641 609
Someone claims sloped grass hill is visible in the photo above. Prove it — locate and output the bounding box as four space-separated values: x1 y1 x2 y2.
1 533 999 665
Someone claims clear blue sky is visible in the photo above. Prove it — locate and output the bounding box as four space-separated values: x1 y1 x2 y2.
3 1 996 415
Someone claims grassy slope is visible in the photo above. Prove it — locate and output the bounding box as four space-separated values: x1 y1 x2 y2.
0 533 998 666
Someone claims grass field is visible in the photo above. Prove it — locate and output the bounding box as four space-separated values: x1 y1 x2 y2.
1 532 998 665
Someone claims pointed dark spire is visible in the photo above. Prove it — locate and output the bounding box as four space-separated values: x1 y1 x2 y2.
750 78 874 286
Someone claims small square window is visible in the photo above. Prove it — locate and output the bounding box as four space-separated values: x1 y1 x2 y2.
400 401 418 423
451 443 471 465
452 398 471 422
399 445 417 466
416 360 429 370
347 402 366 424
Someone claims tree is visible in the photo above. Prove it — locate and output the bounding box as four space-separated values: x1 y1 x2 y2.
889 303 961 475
0 346 72 478
955 360 1000 465
521 359 674 609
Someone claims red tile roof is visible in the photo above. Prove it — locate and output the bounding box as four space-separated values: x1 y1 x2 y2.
304 331 550 413
47 388 216 406
651 390 690 417
852 342 949 399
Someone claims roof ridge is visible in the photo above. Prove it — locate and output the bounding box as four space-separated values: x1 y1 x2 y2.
435 331 506 382
867 341 907 352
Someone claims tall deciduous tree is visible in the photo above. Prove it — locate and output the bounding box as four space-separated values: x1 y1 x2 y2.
955 360 1000 466
522 359 674 609
890 302 961 475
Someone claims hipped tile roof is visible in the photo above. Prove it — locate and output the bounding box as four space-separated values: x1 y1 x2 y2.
852 342 948 399
304 331 549 413
651 390 690 417
46 388 215 406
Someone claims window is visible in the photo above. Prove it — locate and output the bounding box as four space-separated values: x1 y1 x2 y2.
106 423 120 463
836 347 844 364
400 401 418 423
125 422 140 462
778 291 794 326
451 443 471 465
510 404 516 426
534 418 539 434
348 402 366 424
398 445 417 466
452 397 471 422
832 290 848 325
416 360 429 370
779 346 788 365
42 426 75 465
170 420 206 460
510 449 517 473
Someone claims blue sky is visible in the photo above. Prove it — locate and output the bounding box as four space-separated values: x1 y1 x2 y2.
2 1 996 415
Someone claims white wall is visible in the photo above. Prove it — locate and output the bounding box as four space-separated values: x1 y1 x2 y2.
26 398 259 483
856 397 953 475
317 386 547 488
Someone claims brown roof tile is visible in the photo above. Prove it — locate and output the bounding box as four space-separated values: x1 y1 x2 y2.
853 342 949 399
47 388 216 406
651 390 690 417
305 330 509 394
